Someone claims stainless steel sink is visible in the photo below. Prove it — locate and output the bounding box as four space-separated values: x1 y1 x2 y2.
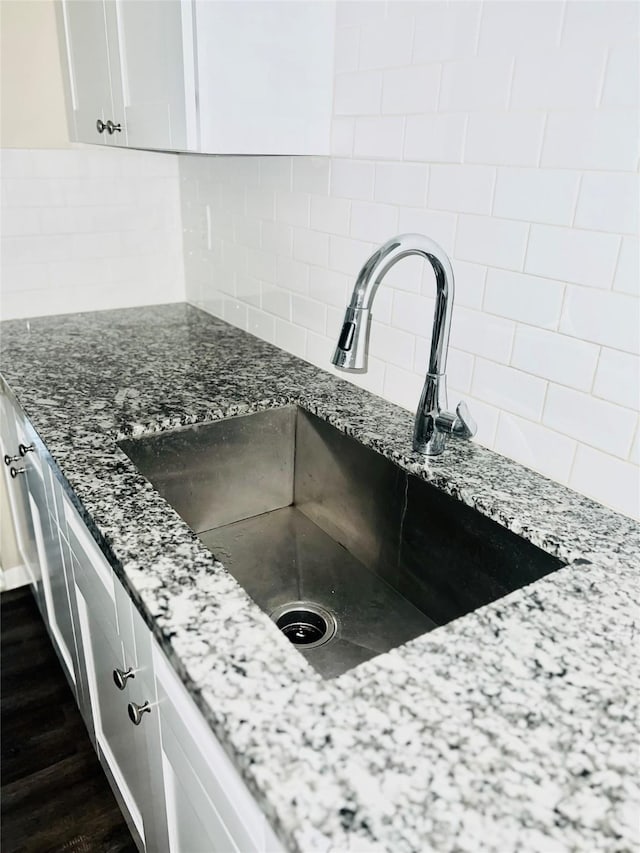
120 407 564 678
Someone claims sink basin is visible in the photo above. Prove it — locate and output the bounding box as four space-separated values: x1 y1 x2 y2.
120 407 564 678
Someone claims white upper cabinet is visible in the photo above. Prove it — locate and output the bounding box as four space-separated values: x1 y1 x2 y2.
59 0 125 145
57 0 335 155
194 0 335 155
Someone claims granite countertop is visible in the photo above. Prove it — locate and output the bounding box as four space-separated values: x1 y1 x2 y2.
1 303 638 853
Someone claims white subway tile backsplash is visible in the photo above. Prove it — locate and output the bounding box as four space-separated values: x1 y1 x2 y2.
354 117 405 159
543 385 636 458
358 15 414 71
561 1 640 48
308 267 349 307
495 414 576 485
593 348 640 411
560 286 640 354
369 319 415 368
292 158 331 195
329 235 375 276
330 158 375 200
392 290 436 337
274 318 306 358
541 111 640 171
428 165 495 215
261 221 293 257
398 208 457 256
484 269 564 329
450 306 515 362
291 294 327 334
331 118 355 157
510 48 607 110
574 173 639 235
456 215 529 270
259 157 292 190
511 326 599 391
247 307 276 343
381 65 441 115
472 360 547 421
374 162 428 207
334 26 360 75
452 261 486 310
350 200 398 243
478 1 564 56
412 2 481 63
247 246 277 284
310 195 351 235
525 225 620 289
493 168 580 226
275 257 309 295
403 113 467 163
439 56 513 112
383 363 423 411
261 284 291 320
292 228 329 267
335 71 382 116
570 446 639 520
465 112 546 167
613 237 640 296
601 43 640 108
2 208 41 237
275 191 310 228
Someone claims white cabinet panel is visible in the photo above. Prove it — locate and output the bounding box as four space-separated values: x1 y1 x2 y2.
114 0 195 151
0 395 41 598
153 643 284 853
195 0 335 155
59 0 121 144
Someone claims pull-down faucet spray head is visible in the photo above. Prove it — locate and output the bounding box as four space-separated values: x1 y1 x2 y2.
332 233 476 456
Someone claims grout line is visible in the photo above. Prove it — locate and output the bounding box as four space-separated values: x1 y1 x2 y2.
596 48 611 109
537 112 549 169
589 345 603 395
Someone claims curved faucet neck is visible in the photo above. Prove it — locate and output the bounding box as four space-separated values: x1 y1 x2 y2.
348 233 454 376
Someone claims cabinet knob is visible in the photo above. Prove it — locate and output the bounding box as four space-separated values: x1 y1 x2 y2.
128 701 151 725
4 453 19 466
113 667 135 690
106 120 122 135
19 443 35 457
96 118 106 134
10 466 26 478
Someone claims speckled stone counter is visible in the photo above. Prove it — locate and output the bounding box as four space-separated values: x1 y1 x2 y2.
1 304 638 853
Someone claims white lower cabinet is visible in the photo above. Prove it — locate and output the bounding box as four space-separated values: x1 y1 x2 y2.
153 645 283 853
1 386 284 853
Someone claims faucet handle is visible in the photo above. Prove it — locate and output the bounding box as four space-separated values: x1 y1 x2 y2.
452 401 476 439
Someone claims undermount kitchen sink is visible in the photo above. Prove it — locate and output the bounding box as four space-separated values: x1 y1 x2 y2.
120 407 564 678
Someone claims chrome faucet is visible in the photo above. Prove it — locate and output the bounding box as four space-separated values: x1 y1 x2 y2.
332 233 476 456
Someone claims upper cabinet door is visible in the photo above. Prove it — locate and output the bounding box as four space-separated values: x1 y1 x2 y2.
58 0 126 145
112 0 196 151
194 0 335 155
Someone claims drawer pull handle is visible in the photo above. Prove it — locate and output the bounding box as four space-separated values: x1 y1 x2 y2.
96 118 106 134
19 443 35 457
4 453 19 465
128 701 151 725
113 667 134 690
10 467 26 478
106 120 122 134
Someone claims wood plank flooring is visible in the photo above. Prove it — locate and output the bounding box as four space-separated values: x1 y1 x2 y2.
1 587 137 853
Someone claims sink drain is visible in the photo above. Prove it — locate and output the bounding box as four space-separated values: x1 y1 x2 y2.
270 602 337 649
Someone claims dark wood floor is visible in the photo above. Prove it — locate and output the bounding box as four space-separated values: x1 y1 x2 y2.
1 587 136 853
